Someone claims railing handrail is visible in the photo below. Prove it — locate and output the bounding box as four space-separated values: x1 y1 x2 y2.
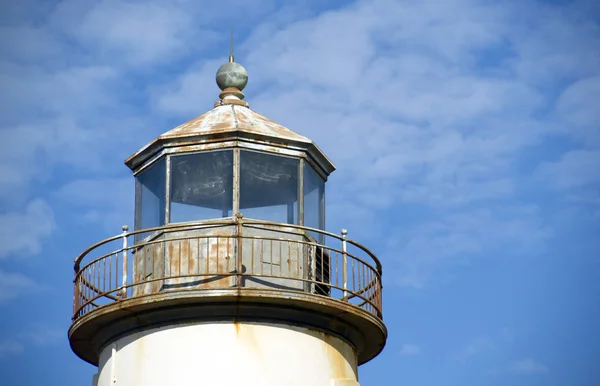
73 218 383 275
72 218 384 322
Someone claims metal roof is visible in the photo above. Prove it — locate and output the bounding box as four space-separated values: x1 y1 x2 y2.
125 100 335 176
160 104 312 143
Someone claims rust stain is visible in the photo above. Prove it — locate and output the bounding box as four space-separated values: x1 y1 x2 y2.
150 105 312 145
324 334 355 381
235 324 266 369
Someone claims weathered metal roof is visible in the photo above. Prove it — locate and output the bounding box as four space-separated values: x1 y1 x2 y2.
160 104 312 143
125 100 335 176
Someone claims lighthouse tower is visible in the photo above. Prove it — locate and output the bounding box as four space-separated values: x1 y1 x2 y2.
69 56 387 386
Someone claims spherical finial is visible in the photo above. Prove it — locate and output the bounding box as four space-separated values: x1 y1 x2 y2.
216 62 248 91
341 229 348 236
122 225 129 232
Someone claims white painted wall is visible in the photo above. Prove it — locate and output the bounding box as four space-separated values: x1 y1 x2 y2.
96 322 360 386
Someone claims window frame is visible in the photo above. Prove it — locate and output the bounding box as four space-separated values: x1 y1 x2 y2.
167 149 236 225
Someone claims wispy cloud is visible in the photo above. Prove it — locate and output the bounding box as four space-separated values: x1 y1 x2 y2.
0 341 24 359
461 337 496 358
537 150 600 191
510 358 549 375
388 205 552 288
53 177 134 231
18 324 63 347
0 200 54 259
0 323 63 360
399 344 422 356
0 269 41 302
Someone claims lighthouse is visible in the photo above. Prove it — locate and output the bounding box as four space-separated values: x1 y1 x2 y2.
69 55 387 386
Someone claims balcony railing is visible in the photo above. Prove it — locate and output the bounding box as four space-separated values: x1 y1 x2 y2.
72 217 383 322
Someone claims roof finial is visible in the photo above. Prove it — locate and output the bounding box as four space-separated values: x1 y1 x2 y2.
215 28 249 107
229 27 234 63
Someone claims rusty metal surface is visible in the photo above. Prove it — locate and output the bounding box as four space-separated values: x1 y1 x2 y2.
124 104 336 177
69 287 386 367
160 105 310 143
72 219 383 323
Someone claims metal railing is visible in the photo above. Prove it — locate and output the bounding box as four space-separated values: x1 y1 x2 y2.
72 217 383 322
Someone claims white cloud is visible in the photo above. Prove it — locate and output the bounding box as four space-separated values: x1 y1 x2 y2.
510 358 549 375
462 337 496 357
53 177 134 232
557 77 600 128
49 0 206 66
0 200 54 259
537 150 600 191
48 0 281 68
0 340 24 359
0 323 63 360
399 344 421 356
19 324 63 347
0 269 40 302
0 62 129 203
388 205 552 288
154 59 224 115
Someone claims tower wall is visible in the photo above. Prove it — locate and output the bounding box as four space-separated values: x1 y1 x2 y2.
95 322 360 386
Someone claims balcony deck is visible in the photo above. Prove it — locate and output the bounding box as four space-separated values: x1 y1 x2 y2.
69 217 386 366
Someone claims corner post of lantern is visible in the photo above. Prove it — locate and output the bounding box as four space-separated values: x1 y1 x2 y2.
119 224 129 298
232 148 240 216
341 228 348 300
298 158 305 226
164 155 172 225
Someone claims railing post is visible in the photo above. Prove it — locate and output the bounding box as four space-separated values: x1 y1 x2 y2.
235 213 244 288
119 225 129 298
341 228 348 300
72 271 79 320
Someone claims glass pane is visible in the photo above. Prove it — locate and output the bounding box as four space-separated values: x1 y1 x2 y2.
136 158 166 231
170 151 233 223
304 163 325 241
240 151 299 224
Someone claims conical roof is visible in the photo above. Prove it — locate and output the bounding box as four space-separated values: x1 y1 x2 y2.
159 104 312 143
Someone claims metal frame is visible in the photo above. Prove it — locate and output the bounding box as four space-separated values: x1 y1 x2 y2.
166 148 235 224
134 156 167 235
298 158 305 226
133 143 329 246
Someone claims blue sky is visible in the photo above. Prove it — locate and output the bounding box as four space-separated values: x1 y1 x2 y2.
0 0 599 385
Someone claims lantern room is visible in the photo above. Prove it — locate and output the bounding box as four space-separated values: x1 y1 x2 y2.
126 62 333 238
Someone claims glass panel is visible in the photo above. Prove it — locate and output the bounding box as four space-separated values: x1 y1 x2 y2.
135 158 166 231
170 150 233 223
304 163 325 241
239 151 299 224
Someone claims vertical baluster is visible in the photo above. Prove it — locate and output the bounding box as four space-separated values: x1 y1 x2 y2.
109 254 112 293
179 239 182 277
121 225 129 298
335 251 339 290
341 229 348 300
270 239 274 277
103 257 107 294
251 238 255 276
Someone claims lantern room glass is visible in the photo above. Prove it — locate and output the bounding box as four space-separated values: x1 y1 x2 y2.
135 157 166 233
303 163 325 241
239 150 299 224
169 150 234 223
